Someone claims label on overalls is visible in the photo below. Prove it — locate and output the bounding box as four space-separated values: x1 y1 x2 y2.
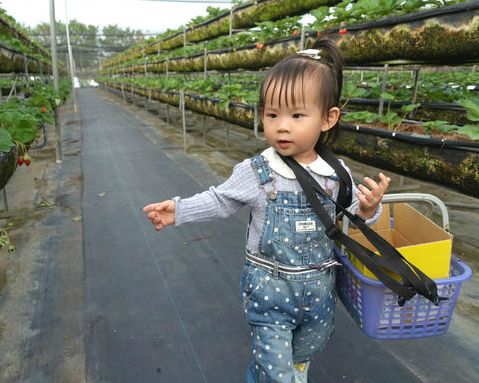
295 220 316 232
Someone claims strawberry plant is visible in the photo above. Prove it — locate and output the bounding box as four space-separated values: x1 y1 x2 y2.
457 98 479 139
379 91 421 130
422 120 458 134
341 81 367 107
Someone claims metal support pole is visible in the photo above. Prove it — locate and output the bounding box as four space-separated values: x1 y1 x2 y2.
183 28 187 47
229 6 234 37
378 64 389 115
40 62 45 84
23 54 30 88
180 89 187 152
409 68 421 119
121 82 126 104
300 24 305 51
64 0 77 113
204 48 208 79
49 0 61 163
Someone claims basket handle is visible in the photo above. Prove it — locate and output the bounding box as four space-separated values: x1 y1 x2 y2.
341 193 450 242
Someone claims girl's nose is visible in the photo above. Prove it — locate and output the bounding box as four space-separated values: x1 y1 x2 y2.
278 118 290 132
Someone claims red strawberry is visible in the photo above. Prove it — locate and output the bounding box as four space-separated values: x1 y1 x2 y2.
41 106 47 112
25 159 31 166
17 157 24 166
317 31 322 36
292 30 299 36
256 43 260 49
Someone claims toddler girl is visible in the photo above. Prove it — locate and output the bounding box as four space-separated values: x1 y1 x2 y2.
143 38 390 383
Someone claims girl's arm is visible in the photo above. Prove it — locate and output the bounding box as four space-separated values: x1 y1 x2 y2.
143 159 259 231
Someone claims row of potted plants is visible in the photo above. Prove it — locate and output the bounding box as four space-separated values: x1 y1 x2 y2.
95 72 479 139
97 78 479 197
104 0 340 68
100 1 479 76
0 8 51 64
104 0 470 69
0 78 71 191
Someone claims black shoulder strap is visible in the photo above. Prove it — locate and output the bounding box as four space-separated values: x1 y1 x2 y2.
279 152 446 307
316 144 352 210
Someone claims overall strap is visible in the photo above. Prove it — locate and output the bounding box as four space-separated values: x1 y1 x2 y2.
250 155 274 186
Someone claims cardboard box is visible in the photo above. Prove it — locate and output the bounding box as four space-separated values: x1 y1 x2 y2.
345 203 452 280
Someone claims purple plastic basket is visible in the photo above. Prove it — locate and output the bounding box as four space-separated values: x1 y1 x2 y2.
334 247 472 339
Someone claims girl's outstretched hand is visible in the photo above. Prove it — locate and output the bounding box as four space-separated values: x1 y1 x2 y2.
356 172 391 220
143 200 176 231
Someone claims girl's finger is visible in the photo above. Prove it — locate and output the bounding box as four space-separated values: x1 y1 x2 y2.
143 203 160 212
357 184 373 200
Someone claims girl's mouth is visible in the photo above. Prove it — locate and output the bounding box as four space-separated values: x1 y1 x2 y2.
278 140 291 149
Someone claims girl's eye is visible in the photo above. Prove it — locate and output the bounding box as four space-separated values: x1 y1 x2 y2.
293 113 303 119
268 113 277 118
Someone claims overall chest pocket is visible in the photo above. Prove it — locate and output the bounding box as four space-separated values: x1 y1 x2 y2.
272 203 332 251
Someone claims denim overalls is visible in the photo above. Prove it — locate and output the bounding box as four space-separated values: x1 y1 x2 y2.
241 155 338 383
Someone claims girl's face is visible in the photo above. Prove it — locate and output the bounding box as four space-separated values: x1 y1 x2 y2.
261 79 339 164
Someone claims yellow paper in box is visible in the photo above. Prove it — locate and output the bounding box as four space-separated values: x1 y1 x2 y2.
345 203 452 280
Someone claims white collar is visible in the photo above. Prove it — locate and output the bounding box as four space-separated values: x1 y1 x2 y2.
261 147 335 179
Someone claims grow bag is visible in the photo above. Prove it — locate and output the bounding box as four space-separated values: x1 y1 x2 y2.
0 145 18 191
332 123 479 198
324 1 479 65
0 43 49 74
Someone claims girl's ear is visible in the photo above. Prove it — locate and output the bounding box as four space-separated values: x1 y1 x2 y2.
321 107 340 132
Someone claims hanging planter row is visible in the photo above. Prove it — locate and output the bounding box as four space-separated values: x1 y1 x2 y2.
101 1 479 75
343 98 469 125
104 0 338 67
0 14 51 64
0 42 52 74
99 79 479 197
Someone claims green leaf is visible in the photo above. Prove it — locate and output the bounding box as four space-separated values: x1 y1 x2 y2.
458 99 479 122
380 92 395 101
0 129 14 152
458 124 479 140
400 103 421 113
7 119 37 143
342 81 366 99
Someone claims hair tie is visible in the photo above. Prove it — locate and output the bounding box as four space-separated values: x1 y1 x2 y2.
298 49 321 60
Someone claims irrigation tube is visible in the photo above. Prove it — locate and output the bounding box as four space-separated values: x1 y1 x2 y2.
339 123 479 152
